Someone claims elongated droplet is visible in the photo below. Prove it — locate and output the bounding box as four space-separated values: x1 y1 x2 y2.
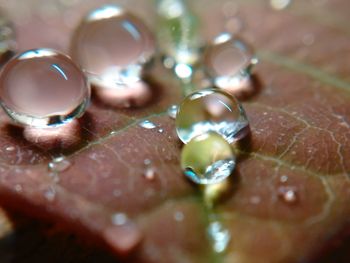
48 156 72 173
176 88 249 144
207 220 231 253
204 33 257 97
181 132 235 184
139 120 156 129
71 5 155 89
0 48 90 127
156 0 201 79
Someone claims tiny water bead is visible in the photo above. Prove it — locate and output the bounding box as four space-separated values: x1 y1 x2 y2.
203 33 257 95
181 132 235 185
167 104 178 119
0 49 90 127
176 88 249 144
71 5 155 89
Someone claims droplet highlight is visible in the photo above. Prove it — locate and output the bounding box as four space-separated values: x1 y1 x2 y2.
0 48 90 127
176 88 249 144
181 132 235 184
167 104 178 119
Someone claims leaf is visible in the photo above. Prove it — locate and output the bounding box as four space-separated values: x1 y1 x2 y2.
0 0 350 263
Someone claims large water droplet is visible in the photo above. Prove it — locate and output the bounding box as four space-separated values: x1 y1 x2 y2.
181 132 235 184
207 220 231 253
176 88 249 144
0 48 90 127
48 156 72 173
71 5 155 90
204 33 257 96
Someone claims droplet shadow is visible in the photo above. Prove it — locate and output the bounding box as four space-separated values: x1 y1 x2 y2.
3 112 95 156
91 76 163 111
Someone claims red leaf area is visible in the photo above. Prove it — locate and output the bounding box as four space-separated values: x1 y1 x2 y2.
0 1 349 263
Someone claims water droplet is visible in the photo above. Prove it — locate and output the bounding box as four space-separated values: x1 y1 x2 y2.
0 48 90 128
156 0 201 75
270 0 291 10
48 156 72 173
181 132 235 184
143 166 156 181
278 186 298 204
250 195 261 205
14 184 22 192
204 33 257 95
44 187 56 202
71 5 155 90
279 175 289 183
143 159 156 180
174 211 184 222
111 212 128 225
5 146 15 151
139 120 157 129
207 221 230 253
158 128 164 133
302 33 315 46
176 88 249 144
167 104 178 119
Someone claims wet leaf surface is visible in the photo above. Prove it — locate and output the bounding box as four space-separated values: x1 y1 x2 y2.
0 0 349 262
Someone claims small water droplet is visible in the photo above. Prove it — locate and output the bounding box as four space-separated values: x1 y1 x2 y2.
280 175 289 183
176 88 249 144
139 120 157 129
111 212 128 225
113 189 122 197
158 128 164 133
302 33 315 46
207 221 230 253
270 0 291 10
167 104 178 119
48 156 72 173
174 211 184 222
14 184 22 192
250 195 261 205
278 186 298 204
143 166 156 180
44 187 56 202
5 146 15 151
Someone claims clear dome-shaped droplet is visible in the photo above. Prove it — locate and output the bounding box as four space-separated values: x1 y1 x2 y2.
70 5 155 89
204 33 257 92
0 48 90 127
0 12 16 63
176 88 249 144
181 132 235 184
